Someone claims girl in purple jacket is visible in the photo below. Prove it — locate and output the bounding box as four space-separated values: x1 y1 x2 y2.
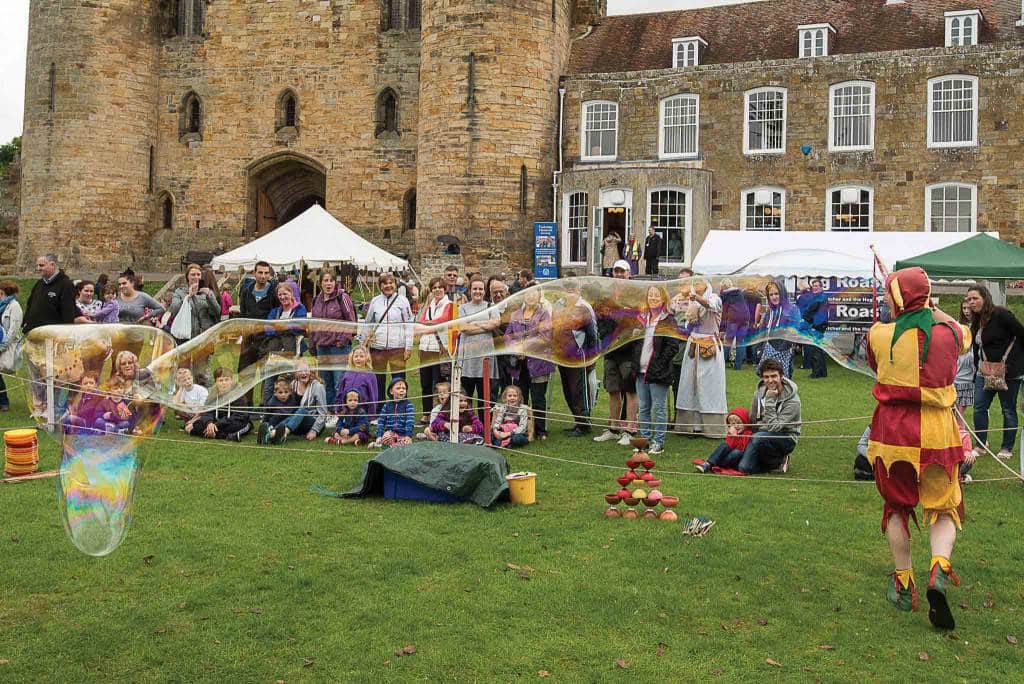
335 346 379 416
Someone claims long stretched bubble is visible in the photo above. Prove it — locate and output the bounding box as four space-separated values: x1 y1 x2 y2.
125 276 880 409
15 274 883 554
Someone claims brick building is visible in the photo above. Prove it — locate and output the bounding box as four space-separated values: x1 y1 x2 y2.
14 0 1024 274
560 0 1024 274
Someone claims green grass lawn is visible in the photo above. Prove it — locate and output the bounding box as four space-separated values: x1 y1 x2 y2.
2 344 1023 681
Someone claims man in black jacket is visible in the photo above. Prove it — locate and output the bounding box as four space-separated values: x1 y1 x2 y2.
237 261 280 400
643 226 662 276
23 254 77 333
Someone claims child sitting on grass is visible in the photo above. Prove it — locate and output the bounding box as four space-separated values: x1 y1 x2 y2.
99 376 141 435
62 371 113 435
417 381 451 441
430 392 484 445
325 389 371 446
172 367 209 422
371 378 415 448
257 377 299 445
491 384 529 447
185 367 253 441
695 407 753 473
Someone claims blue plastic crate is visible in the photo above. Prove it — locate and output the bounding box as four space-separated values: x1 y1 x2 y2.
382 471 463 504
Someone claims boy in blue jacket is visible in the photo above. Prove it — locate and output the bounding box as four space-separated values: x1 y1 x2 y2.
372 378 414 448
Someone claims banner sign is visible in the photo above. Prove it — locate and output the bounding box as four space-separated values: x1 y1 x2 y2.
823 276 879 334
533 222 558 280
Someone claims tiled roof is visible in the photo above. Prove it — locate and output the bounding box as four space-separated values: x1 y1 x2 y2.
568 0 1024 74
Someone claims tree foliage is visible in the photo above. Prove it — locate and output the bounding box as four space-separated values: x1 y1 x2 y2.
0 137 22 178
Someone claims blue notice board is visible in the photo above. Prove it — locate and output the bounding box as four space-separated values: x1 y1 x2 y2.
533 222 558 280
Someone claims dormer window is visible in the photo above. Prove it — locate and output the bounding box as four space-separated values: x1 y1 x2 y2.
672 37 708 68
945 10 982 47
798 23 835 58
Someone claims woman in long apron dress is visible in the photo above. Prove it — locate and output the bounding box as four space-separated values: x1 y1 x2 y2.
674 278 727 438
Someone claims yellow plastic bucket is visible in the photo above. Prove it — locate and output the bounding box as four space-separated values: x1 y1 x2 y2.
506 472 537 505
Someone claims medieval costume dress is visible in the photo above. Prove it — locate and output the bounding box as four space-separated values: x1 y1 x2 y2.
674 279 727 437
866 267 970 627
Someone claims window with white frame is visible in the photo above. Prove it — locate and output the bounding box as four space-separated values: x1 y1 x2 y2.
926 183 976 232
744 87 786 154
649 188 689 263
829 81 874 151
659 94 699 158
798 24 833 57
945 10 981 47
672 37 707 67
927 75 978 148
565 191 589 264
827 186 873 231
581 101 618 160
742 187 785 231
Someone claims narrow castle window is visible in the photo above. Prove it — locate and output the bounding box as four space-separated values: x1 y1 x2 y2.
277 89 299 131
176 0 188 35
48 62 55 112
192 0 205 36
467 53 476 106
148 145 155 192
188 99 201 133
160 194 174 230
174 1 205 38
180 91 204 141
375 88 399 136
519 165 528 213
285 96 296 127
552 0 556 22
383 0 400 31
409 0 421 29
403 189 416 231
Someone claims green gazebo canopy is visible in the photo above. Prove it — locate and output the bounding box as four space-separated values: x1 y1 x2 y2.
893 233 1024 280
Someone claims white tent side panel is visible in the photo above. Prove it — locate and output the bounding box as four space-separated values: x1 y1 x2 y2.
692 231 998 279
210 205 409 272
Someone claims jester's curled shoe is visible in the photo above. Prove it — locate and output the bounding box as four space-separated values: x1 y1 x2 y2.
886 569 917 612
926 557 961 630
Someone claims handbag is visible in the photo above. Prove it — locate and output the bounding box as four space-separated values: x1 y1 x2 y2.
978 329 1013 391
170 296 194 340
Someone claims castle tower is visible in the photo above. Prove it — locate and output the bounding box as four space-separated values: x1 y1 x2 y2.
19 0 159 271
415 0 578 268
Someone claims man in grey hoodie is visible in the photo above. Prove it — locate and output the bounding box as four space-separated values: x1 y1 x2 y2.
738 358 801 474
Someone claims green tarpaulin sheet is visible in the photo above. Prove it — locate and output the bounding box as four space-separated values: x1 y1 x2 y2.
893 234 1024 280
321 442 510 508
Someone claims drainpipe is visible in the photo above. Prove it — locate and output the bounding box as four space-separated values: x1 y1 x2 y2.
552 85 566 223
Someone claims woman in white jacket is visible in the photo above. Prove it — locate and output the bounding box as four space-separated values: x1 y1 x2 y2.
0 280 24 411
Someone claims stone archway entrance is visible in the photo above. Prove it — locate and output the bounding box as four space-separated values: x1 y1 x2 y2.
246 151 327 235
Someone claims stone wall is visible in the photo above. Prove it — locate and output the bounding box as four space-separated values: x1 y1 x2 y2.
415 0 573 272
19 0 159 273
562 43 1024 263
147 0 421 272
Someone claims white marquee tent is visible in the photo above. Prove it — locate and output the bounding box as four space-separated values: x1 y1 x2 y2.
210 204 409 272
692 230 997 279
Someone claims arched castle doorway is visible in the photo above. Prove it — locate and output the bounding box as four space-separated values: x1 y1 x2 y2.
246 151 327 235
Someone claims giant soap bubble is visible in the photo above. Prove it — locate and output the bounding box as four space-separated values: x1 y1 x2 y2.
17 275 882 555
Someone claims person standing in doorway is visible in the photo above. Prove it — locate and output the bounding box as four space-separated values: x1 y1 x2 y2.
643 226 662 276
601 232 623 277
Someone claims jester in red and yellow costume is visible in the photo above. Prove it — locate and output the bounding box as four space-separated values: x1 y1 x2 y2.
866 267 970 630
